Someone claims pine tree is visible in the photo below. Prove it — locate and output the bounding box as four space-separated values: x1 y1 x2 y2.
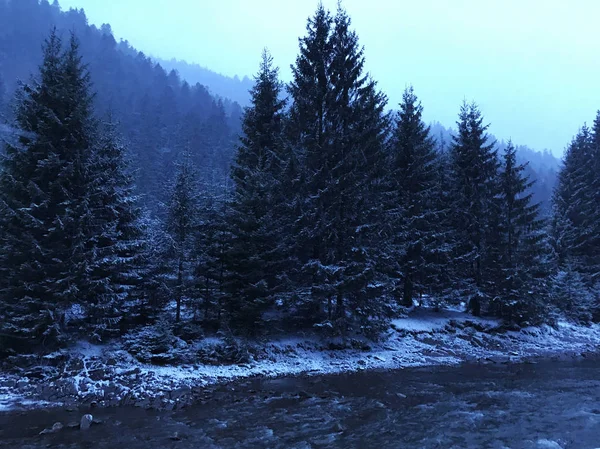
85 119 146 339
289 4 389 334
494 142 547 322
429 141 455 305
449 101 500 315
166 154 200 323
224 50 289 333
195 177 230 327
552 125 598 279
130 212 171 326
549 268 596 324
0 31 96 347
386 86 441 307
589 112 600 280
287 4 334 323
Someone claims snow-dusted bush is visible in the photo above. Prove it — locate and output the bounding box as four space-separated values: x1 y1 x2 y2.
196 332 253 366
176 321 204 343
123 319 192 365
549 269 597 324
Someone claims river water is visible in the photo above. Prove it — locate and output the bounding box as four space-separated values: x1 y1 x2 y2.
2 359 600 448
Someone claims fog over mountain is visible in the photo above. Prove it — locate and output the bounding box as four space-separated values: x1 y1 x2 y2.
0 0 561 213
156 58 254 107
56 0 600 157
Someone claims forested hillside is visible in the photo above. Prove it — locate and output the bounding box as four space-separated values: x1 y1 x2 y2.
0 0 598 360
0 0 242 214
157 57 254 107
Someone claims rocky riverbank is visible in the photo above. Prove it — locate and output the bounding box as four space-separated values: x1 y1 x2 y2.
2 307 600 412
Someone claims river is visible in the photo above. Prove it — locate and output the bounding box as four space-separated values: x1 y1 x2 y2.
2 359 600 448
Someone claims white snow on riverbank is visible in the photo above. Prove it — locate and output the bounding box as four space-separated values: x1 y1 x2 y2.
2 307 600 412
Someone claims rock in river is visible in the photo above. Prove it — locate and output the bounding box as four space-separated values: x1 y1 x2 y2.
80 414 93 430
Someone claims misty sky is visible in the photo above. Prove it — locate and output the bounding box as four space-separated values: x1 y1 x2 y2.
59 0 600 156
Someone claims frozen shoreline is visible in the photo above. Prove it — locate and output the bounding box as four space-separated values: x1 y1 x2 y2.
2 307 600 412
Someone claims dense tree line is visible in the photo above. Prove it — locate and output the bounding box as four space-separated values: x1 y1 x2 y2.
0 0 240 215
0 3 598 355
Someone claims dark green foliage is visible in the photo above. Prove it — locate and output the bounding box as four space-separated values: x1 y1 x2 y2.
0 31 96 347
126 213 171 326
123 317 191 365
448 102 501 314
549 269 597 324
225 50 290 334
288 4 389 335
553 122 600 282
0 31 145 348
194 181 230 328
166 154 200 323
3 0 599 355
0 0 238 215
85 120 146 340
385 87 444 308
492 142 548 323
0 71 6 115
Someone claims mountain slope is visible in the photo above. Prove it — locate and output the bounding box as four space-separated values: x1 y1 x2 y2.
0 0 239 212
157 57 253 107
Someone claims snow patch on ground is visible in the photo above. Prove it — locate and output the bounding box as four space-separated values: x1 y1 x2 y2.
536 439 564 449
391 308 498 332
2 307 600 412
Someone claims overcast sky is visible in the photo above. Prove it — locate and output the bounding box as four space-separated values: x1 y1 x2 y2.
59 0 600 156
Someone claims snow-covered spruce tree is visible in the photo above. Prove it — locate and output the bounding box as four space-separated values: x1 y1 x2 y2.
287 4 334 324
165 153 200 323
549 268 597 324
590 112 600 279
224 50 290 334
195 178 230 327
552 125 599 281
385 86 443 308
84 119 146 339
494 142 548 323
288 4 389 335
0 31 97 348
423 138 456 306
448 102 501 316
128 211 171 326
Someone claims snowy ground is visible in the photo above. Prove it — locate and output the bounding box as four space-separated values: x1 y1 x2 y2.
2 307 600 412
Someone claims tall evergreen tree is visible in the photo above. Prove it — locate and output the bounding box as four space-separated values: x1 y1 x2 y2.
195 178 230 327
386 86 441 307
494 142 547 322
449 101 500 315
85 119 146 339
287 4 334 323
0 31 96 347
225 50 289 333
552 125 599 280
429 139 456 305
289 4 389 333
166 153 200 323
589 112 600 280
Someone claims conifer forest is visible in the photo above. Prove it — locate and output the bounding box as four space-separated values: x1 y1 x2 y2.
0 0 598 356
4 2 600 448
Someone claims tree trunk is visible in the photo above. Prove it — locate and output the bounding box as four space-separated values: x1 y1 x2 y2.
176 257 183 322
204 275 210 321
469 295 481 317
336 293 344 318
403 275 413 307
